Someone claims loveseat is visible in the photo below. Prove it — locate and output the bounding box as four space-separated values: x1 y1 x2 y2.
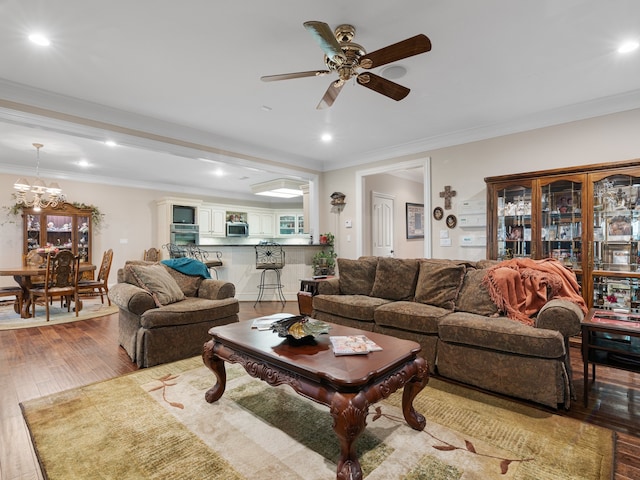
108 260 239 367
312 256 586 408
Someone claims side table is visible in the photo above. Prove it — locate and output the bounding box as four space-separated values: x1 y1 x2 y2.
298 276 334 316
581 308 640 407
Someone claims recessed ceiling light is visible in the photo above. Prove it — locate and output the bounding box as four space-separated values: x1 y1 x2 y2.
214 168 224 177
321 133 332 142
28 33 50 46
105 140 117 147
78 159 90 167
618 41 639 54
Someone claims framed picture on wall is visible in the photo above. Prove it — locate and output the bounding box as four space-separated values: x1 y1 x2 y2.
406 203 424 239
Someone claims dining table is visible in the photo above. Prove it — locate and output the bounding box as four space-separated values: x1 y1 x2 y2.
0 263 96 318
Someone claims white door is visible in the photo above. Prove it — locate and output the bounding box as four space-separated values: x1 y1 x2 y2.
372 192 394 257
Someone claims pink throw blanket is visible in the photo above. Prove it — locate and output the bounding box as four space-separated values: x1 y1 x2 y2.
482 258 588 326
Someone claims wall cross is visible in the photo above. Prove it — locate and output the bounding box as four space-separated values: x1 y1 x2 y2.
439 185 457 209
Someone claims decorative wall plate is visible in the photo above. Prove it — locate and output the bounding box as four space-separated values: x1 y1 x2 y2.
433 207 444 220
446 214 457 229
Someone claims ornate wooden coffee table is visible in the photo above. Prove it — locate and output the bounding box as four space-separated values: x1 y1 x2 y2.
203 320 428 480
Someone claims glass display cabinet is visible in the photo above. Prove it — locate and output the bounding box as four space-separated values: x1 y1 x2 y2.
589 168 640 312
486 160 640 310
22 202 93 265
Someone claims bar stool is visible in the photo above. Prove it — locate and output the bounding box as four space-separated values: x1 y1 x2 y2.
254 242 285 307
187 245 223 279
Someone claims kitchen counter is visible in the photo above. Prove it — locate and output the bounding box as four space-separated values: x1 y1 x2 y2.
193 244 333 302
197 243 330 247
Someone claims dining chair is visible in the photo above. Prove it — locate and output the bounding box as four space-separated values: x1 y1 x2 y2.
29 250 80 321
143 247 161 262
24 249 46 286
77 249 113 305
0 286 23 314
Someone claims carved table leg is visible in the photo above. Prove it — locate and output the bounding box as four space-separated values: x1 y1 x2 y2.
202 340 227 403
402 357 429 430
330 391 368 480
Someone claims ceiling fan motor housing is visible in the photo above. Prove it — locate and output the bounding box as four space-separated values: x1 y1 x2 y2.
324 26 366 82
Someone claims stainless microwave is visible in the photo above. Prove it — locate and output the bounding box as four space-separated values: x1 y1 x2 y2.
226 222 249 237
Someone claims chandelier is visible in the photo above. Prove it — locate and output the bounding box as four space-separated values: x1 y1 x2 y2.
13 143 65 212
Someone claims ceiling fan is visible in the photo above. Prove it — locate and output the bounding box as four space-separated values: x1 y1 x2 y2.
261 21 432 109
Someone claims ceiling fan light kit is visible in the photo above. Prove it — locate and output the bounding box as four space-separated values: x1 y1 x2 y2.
261 21 431 109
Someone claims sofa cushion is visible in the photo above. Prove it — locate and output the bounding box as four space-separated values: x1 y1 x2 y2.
414 261 466 310
126 263 186 307
455 268 499 316
338 257 378 295
374 301 450 334
370 257 419 300
140 297 239 328
438 312 565 358
313 294 392 322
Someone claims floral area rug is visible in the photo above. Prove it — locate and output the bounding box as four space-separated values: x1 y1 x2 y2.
21 357 614 479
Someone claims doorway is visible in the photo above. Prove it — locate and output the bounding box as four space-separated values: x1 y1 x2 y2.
355 157 431 258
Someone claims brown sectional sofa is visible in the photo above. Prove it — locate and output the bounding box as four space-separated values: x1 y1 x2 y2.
312 256 585 408
109 260 239 368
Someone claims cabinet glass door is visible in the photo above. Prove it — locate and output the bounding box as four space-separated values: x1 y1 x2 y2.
496 184 533 259
540 179 583 269
591 172 640 312
77 214 90 262
26 214 41 252
297 214 304 234
279 215 296 235
45 214 73 251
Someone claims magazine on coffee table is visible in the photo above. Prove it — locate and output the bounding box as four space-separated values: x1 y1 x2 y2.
330 335 383 356
251 313 296 330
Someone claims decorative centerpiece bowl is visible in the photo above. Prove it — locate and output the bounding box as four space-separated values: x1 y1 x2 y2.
271 315 330 345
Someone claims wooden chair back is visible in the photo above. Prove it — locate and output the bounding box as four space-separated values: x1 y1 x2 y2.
143 247 160 262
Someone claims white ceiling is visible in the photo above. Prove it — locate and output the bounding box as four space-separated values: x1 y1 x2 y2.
1 0 639 202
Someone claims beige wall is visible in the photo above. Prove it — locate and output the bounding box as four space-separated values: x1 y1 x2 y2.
321 107 640 260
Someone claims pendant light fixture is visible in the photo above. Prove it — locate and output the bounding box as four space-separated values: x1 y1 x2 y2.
13 143 64 212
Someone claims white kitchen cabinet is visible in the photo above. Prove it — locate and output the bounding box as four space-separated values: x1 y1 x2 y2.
277 212 304 235
248 211 274 237
198 206 226 237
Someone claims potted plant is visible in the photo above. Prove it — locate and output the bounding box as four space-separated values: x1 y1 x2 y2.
319 232 335 245
312 248 337 276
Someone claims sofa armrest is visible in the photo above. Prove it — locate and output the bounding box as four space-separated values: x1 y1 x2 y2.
535 299 583 338
197 279 236 300
108 283 156 316
317 278 340 295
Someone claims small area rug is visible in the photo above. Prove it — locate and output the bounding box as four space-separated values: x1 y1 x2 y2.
0 298 117 330
21 357 614 479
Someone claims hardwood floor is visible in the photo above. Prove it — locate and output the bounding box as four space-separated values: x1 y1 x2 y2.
1 301 639 479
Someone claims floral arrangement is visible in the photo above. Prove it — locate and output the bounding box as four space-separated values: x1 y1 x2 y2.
2 197 105 230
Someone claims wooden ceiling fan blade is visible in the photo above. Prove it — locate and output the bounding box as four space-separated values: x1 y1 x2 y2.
303 21 346 65
360 34 431 69
316 81 344 110
261 70 331 82
357 73 410 101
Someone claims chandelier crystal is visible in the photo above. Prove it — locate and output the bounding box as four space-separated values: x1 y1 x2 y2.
13 143 65 212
